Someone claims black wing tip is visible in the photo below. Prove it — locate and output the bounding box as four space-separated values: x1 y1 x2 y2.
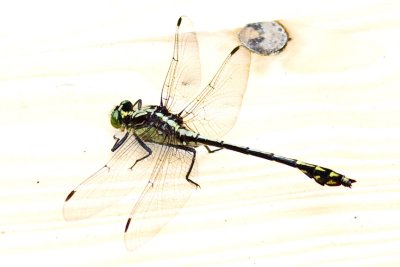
65 190 76 202
125 218 132 232
177 16 183 26
231 46 241 55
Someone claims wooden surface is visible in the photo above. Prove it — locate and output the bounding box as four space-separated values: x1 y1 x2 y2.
1 0 400 266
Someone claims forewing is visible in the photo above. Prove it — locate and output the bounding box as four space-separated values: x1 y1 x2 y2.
181 46 251 139
161 16 201 113
63 133 152 221
124 143 197 251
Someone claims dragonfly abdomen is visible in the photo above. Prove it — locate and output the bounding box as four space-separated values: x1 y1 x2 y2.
189 135 355 188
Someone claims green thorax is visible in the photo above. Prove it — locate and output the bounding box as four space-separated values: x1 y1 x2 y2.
122 105 200 146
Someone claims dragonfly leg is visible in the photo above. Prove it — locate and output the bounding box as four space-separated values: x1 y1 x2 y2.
184 146 201 188
131 99 142 110
168 145 200 188
129 137 152 169
111 132 129 152
204 145 223 153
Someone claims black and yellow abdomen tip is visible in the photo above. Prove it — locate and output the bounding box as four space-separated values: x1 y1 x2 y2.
296 161 356 188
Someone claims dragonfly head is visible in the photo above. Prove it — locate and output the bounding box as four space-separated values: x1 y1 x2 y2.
111 100 146 130
110 100 135 130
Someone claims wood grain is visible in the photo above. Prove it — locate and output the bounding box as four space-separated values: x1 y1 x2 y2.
1 1 399 266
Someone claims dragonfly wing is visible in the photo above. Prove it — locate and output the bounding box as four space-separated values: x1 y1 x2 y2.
63 133 153 221
181 46 251 139
124 142 197 251
161 16 201 113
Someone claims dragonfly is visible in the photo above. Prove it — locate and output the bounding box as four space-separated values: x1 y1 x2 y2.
64 16 356 251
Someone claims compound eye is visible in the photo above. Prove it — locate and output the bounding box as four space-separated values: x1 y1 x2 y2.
110 109 121 129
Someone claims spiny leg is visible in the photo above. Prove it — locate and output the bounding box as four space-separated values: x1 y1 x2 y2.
111 133 152 169
111 132 129 152
204 145 223 153
169 144 200 188
129 136 152 169
131 99 142 109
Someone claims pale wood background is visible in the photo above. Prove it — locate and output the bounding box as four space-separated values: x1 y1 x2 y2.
1 0 400 266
